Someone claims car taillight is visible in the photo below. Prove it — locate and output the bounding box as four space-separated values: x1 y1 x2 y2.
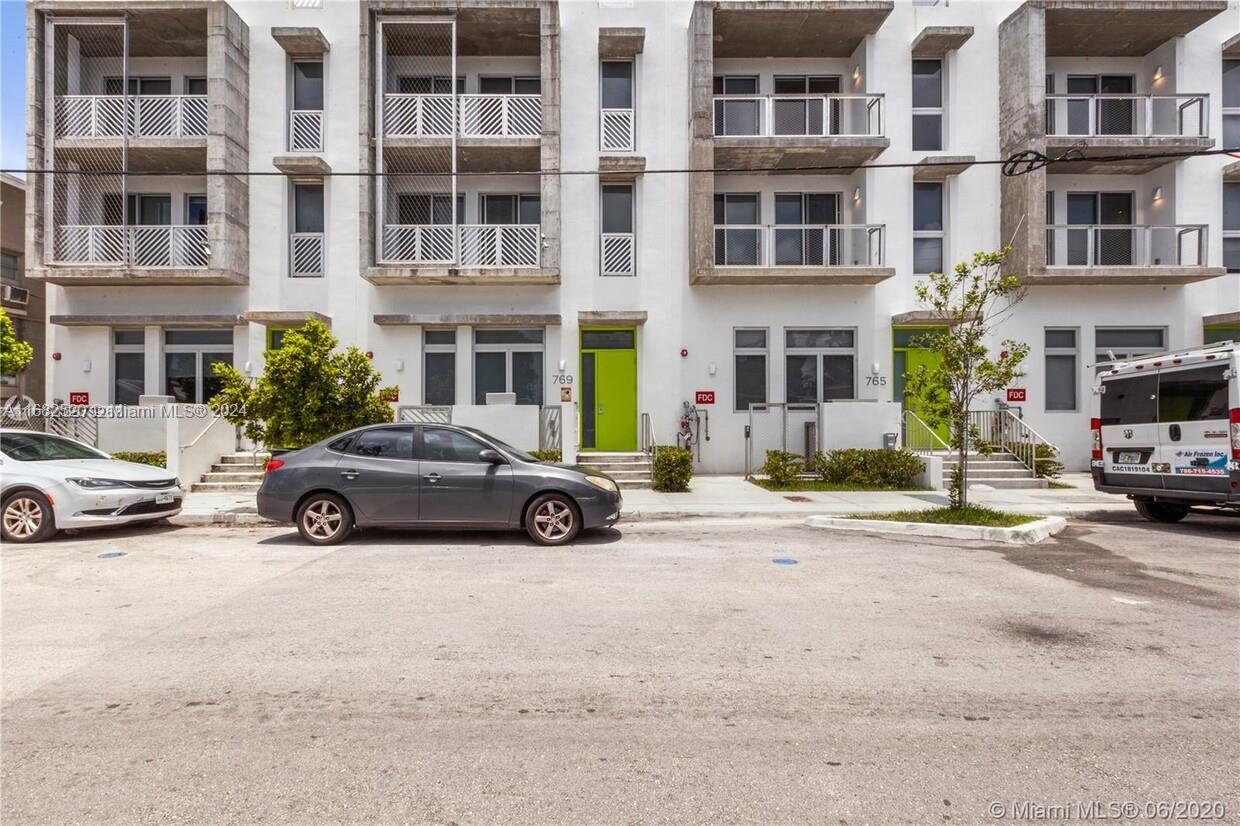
265 459 285 473
1090 417 1103 460
1230 409 1240 461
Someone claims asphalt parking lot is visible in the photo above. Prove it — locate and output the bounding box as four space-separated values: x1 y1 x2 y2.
2 513 1238 824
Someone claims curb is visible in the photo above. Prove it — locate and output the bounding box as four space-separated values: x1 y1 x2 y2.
169 509 820 528
803 515 1068 545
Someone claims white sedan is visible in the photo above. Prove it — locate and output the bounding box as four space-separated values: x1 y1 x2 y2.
0 429 185 543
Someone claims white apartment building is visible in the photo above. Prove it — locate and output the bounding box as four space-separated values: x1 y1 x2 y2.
24 0 1240 472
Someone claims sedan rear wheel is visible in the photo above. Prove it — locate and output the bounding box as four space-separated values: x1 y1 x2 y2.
526 493 581 546
296 493 353 545
2 491 56 543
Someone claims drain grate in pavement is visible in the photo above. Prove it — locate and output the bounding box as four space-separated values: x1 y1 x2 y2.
772 558 798 565
784 495 812 502
98 551 127 559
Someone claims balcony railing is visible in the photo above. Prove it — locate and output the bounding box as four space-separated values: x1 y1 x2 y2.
600 108 635 152
382 94 542 138
55 95 208 138
289 110 324 152
1045 224 1207 267
1044 94 1208 138
713 94 884 138
381 224 541 267
53 225 209 268
601 232 635 276
714 225 885 267
290 232 325 277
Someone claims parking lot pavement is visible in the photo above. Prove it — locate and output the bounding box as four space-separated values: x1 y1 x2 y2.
3 515 1237 823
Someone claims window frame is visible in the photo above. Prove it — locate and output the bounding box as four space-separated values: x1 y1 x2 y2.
599 182 636 277
480 193 540 225
911 58 944 151
1093 327 1166 371
1222 59 1240 147
783 327 857 404
472 328 545 405
1044 327 1079 413
733 327 769 412
423 328 457 406
912 181 945 275
111 329 145 405
1224 182 1240 273
162 329 234 405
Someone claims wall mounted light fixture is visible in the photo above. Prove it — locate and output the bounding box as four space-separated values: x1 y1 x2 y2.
1152 186 1163 201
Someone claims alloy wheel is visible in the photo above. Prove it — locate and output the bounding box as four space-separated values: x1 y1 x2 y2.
4 497 44 539
302 499 343 540
533 499 574 541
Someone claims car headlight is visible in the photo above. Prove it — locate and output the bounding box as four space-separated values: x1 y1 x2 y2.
584 475 618 494
66 478 130 490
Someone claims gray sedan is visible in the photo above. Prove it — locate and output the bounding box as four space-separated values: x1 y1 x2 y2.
256 424 622 546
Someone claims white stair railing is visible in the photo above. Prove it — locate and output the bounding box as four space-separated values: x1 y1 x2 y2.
965 409 1059 475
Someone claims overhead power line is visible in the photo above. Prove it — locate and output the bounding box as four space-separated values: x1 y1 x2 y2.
5 144 1239 179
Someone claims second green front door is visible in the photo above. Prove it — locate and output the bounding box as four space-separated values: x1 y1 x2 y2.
580 329 637 452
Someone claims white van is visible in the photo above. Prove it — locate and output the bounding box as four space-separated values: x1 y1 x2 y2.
1091 341 1240 522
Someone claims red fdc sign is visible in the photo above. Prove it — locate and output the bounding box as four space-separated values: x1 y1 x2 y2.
69 392 90 406
1006 388 1027 403
695 391 715 405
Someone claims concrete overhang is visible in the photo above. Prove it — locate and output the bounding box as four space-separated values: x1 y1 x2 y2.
363 267 559 286
891 310 976 326
1020 266 1226 286
1204 311 1240 326
598 27 644 58
1036 1 1227 57
714 138 889 173
31 266 246 287
1045 136 1214 174
1225 160 1240 182
271 26 329 56
911 26 974 58
50 314 245 328
598 155 646 181
692 267 895 286
55 141 206 175
913 155 976 181
578 310 647 326
372 2 544 56
1224 32 1240 57
272 155 332 176
244 311 331 328
374 313 562 326
29 4 210 57
382 141 541 174
710 2 894 58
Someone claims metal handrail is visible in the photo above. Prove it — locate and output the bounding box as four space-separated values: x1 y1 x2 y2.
902 409 949 453
713 92 885 137
640 412 658 484
1044 92 1208 137
1044 223 1207 268
965 408 1059 474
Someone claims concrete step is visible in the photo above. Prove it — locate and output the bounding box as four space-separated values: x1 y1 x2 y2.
201 471 266 483
944 468 1037 480
617 479 653 490
577 452 649 461
965 477 1049 490
598 469 653 481
219 453 271 465
942 460 1030 471
190 481 262 493
210 463 267 473
578 462 652 472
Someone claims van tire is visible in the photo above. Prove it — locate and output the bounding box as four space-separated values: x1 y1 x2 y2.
1134 499 1190 524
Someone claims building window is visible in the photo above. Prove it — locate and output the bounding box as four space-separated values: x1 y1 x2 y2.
1094 328 1165 371
600 60 635 151
480 193 540 225
164 329 234 404
112 330 145 405
398 75 464 94
913 182 944 274
397 193 463 225
1044 328 1078 412
291 183 325 277
290 59 324 152
0 252 17 284
478 76 540 95
714 193 760 265
784 329 856 404
734 328 768 412
424 329 456 406
600 183 635 276
774 192 839 265
473 329 543 405
1225 183 1240 273
186 195 208 226
1224 60 1240 149
912 59 943 151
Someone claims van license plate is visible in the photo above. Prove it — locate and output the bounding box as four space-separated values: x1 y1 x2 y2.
155 492 174 505
1116 451 1143 464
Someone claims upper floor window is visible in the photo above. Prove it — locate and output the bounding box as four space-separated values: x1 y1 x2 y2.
714 193 760 266
1 252 18 285
911 59 943 150
1224 60 1240 148
399 75 464 94
600 60 635 151
479 76 540 95
481 194 539 225
600 184 635 276
289 60 324 152
1225 183 1240 273
913 182 944 274
291 183 325 277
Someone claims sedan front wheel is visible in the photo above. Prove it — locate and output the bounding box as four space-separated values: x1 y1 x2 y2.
525 493 581 546
2 491 56 543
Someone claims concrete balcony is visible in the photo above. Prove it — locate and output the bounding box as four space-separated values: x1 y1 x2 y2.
41 224 241 285
694 224 893 285
365 223 557 286
1044 93 1212 173
381 93 542 173
1028 224 1223 285
713 94 888 169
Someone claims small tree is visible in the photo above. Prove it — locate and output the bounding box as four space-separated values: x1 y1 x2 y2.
1 308 34 377
210 320 397 449
902 248 1029 509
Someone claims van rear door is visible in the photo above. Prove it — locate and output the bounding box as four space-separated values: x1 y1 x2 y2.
1099 371 1161 490
1156 363 1232 496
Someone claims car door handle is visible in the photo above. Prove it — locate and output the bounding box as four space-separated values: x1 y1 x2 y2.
424 472 441 483
340 469 360 480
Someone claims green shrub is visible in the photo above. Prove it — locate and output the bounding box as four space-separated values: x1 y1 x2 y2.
110 450 167 468
817 448 924 488
1032 443 1063 479
653 447 693 492
528 448 562 463
761 450 804 487
804 450 826 475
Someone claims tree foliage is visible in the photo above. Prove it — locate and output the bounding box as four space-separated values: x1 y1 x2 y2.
209 320 396 449
902 248 1029 508
0 309 34 377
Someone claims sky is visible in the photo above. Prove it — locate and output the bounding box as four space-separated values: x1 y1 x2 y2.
2 0 26 178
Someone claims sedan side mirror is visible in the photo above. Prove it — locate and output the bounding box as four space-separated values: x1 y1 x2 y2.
478 449 505 464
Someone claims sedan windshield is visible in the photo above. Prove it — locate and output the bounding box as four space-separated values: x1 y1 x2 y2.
1 432 109 461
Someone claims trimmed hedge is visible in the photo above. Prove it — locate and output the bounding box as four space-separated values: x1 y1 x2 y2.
110 450 167 468
814 448 923 488
1032 443 1064 479
653 447 693 492
760 450 804 487
528 448 562 463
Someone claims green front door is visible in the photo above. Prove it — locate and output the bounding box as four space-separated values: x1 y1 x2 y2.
894 326 949 443
580 329 637 452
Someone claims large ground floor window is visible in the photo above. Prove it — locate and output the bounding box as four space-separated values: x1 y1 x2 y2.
165 329 233 404
473 329 543 405
784 328 856 404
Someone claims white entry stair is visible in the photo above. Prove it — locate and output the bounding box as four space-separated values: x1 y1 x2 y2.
575 451 653 490
942 451 1048 490
192 451 270 493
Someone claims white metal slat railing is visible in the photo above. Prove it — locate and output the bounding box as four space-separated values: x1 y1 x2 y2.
290 232 325 277
288 110 324 151
53 225 208 268
382 93 542 138
965 409 1059 475
382 225 541 267
54 95 208 138
600 108 635 151
601 233 635 276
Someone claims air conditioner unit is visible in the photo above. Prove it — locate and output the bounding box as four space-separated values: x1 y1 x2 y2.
2 284 28 305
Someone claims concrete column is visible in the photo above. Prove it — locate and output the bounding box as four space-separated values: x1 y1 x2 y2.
687 2 714 283
207 3 250 283
997 2 1047 279
357 2 374 274
144 326 161 397
25 6 45 273
539 1 561 274
454 325 472 406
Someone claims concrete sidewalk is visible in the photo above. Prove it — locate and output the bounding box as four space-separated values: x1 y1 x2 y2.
170 473 1127 527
